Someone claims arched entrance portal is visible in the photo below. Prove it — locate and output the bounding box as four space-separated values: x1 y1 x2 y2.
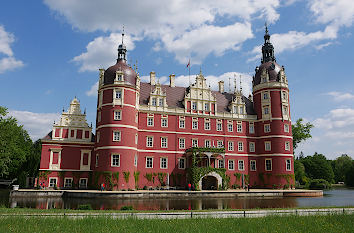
199 172 223 190
202 176 217 190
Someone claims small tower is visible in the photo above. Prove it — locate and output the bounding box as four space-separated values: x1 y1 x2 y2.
251 26 294 188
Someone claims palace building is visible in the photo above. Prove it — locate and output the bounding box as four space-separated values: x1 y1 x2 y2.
39 27 295 190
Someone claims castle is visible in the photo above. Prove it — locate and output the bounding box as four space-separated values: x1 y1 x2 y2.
39 27 295 190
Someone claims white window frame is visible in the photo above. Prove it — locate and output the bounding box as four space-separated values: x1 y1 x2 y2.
228 141 234 151
146 157 153 168
79 178 88 188
218 159 224 169
49 177 58 188
64 177 73 188
161 137 168 148
115 89 122 99
237 122 242 132
217 122 222 131
204 121 210 130
286 159 291 171
204 103 210 111
284 124 289 133
113 131 121 141
159 98 164 107
179 119 185 128
192 139 198 147
264 124 271 133
285 141 290 151
217 140 224 148
238 160 244 171
114 110 122 120
178 158 186 169
249 142 255 152
250 160 256 171
192 102 197 110
264 106 269 115
265 141 271 151
238 141 244 151
146 136 153 147
147 117 154 127
161 118 168 127
265 159 272 171
151 97 157 106
227 123 233 132
179 138 185 149
249 122 255 134
160 157 168 169
228 160 235 170
205 140 211 148
111 154 120 167
192 119 198 129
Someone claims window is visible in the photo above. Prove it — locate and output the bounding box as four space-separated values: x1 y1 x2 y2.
238 160 244 171
192 119 198 129
152 98 157 106
159 98 164 106
205 140 211 148
160 157 168 169
249 123 255 134
134 154 138 167
135 134 138 144
179 138 185 149
96 131 100 143
217 122 222 131
264 124 271 133
286 159 291 171
228 123 233 132
283 105 288 115
146 136 153 147
265 141 271 151
161 137 168 148
179 119 185 128
264 107 269 115
161 118 168 127
79 178 87 188
114 110 122 120
249 142 255 152
117 74 123 81
192 102 197 110
98 111 101 122
146 157 153 168
239 107 244 114
204 103 210 111
64 178 73 188
228 160 235 170
263 92 269 99
204 121 210 130
111 154 120 167
178 158 186 169
217 140 224 148
282 92 288 100
265 159 272 171
250 160 256 171
95 154 99 167
284 124 289 133
285 141 290 151
237 122 242 132
218 159 224 168
135 113 138 123
238 141 244 151
233 106 238 114
228 141 234 151
147 117 154 126
113 131 121 141
192 139 198 147
115 90 122 99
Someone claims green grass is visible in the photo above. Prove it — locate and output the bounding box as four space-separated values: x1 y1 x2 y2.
0 214 354 232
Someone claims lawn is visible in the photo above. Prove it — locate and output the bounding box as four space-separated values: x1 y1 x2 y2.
1 213 353 232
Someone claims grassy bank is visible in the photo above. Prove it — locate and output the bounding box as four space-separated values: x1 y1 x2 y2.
1 214 354 232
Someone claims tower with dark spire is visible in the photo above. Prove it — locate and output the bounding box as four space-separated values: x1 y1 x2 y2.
261 23 275 64
117 27 127 62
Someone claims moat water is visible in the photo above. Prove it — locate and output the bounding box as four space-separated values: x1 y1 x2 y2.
1 188 353 210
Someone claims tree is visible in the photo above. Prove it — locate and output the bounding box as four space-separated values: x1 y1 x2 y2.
300 153 334 183
292 118 314 149
345 161 354 187
294 159 308 185
0 106 34 179
331 154 352 183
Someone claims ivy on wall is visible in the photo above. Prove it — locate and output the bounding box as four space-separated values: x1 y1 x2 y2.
134 171 140 189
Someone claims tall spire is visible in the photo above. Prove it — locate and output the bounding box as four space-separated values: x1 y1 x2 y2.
261 23 275 64
117 26 127 62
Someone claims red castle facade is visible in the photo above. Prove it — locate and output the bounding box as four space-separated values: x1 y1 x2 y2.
39 28 295 190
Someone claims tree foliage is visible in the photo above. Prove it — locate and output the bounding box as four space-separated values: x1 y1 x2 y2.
300 153 334 183
331 154 352 183
0 106 41 185
344 161 354 187
292 118 314 149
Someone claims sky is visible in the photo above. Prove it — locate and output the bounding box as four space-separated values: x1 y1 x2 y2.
1 0 354 160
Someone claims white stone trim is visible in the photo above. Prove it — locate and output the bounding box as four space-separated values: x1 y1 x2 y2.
49 148 62 170
97 124 138 130
199 172 222 190
80 150 91 171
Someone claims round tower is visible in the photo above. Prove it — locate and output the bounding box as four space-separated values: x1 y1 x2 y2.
94 31 140 190
252 26 294 188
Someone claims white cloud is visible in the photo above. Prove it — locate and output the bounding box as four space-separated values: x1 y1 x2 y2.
44 0 283 66
0 25 24 74
72 33 139 72
86 81 98 97
315 42 333 50
327 91 354 101
9 110 60 140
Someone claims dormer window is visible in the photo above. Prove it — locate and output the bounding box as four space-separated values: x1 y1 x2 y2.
117 74 122 81
152 98 157 106
159 98 164 106
204 103 209 111
264 106 269 115
262 77 267 83
263 92 269 99
233 106 238 114
192 102 197 110
239 107 244 114
115 90 122 99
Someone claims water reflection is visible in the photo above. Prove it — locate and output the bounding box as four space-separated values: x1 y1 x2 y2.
4 188 354 210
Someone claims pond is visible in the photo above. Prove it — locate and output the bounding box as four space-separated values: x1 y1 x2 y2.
1 188 354 210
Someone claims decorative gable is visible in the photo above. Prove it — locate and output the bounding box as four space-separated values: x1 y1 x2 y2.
148 82 168 110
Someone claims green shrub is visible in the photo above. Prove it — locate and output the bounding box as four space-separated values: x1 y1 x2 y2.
77 204 92 210
309 179 331 190
120 206 133 211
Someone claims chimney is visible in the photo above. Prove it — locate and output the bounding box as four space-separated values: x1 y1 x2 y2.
218 80 224 93
150 71 156 85
169 74 175 87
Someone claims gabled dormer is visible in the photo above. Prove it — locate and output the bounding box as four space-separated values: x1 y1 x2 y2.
148 82 168 110
229 86 246 117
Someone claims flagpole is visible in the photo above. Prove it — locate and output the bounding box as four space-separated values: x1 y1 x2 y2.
188 58 191 86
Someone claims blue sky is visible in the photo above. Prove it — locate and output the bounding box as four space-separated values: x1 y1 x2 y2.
1 0 354 159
